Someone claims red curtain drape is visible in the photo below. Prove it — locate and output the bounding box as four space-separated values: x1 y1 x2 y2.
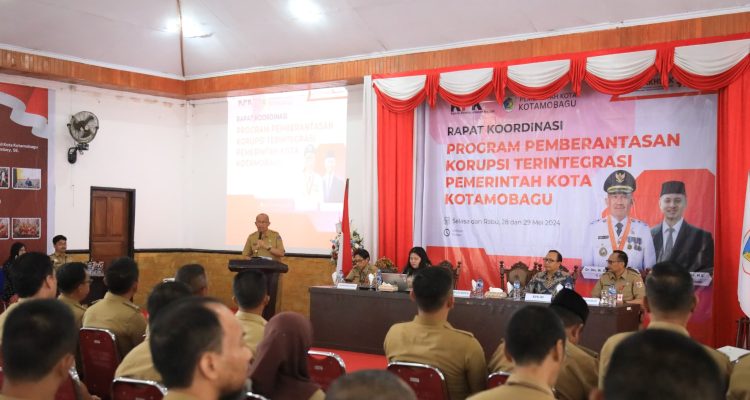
715 68 750 346
377 103 415 269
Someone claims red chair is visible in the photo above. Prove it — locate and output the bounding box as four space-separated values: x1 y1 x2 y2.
79 327 121 400
387 361 449 400
112 377 167 400
486 371 511 388
307 350 347 391
54 369 80 400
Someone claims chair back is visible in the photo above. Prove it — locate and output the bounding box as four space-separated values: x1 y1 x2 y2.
486 371 511 388
307 350 346 391
387 361 449 400
112 377 167 400
246 392 271 400
54 370 80 400
79 327 120 400
507 262 533 286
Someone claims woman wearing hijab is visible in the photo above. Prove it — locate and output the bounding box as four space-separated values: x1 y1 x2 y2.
249 312 325 400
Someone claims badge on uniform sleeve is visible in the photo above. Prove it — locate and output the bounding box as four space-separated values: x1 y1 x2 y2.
599 247 607 256
635 281 644 288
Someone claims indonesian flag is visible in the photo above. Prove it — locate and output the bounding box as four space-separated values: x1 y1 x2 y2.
339 179 353 276
740 171 750 317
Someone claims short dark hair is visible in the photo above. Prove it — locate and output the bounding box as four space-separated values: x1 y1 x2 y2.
10 252 53 297
549 306 583 328
411 266 453 313
2 299 77 381
233 270 267 309
505 305 566 366
547 250 563 262
175 264 207 295
105 257 139 295
353 248 370 260
326 369 416 400
604 329 723 400
56 262 88 294
147 281 192 325
612 250 628 266
645 261 694 315
151 297 224 388
52 235 67 245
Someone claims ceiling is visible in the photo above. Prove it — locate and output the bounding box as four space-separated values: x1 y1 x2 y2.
0 0 748 80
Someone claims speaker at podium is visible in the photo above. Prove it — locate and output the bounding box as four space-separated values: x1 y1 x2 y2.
228 257 289 320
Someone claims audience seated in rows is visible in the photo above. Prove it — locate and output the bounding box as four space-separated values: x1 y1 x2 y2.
469 306 566 400
0 252 57 344
56 262 91 330
384 266 486 400
233 269 269 352
593 329 724 400
598 261 731 388
115 281 193 384
175 263 209 297
151 297 252 400
82 257 147 358
488 288 597 400
249 311 325 400
325 369 416 400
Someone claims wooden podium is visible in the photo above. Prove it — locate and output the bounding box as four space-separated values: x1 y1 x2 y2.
228 258 289 320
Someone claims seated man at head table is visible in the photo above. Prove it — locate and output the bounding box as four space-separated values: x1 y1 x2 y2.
49 234 72 271
592 329 725 400
115 281 193 384
526 250 574 295
488 288 598 400
469 306 566 400
590 250 645 304
346 248 379 285
384 266 486 400
242 213 286 261
597 260 731 389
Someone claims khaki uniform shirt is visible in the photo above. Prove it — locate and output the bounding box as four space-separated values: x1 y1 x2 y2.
242 230 285 260
590 268 645 301
236 310 266 353
728 355 750 400
309 389 326 400
384 315 487 400
598 321 732 388
49 253 72 271
468 375 555 400
0 298 26 344
0 395 24 400
345 264 379 285
115 337 161 383
58 294 87 330
488 340 598 400
82 292 147 358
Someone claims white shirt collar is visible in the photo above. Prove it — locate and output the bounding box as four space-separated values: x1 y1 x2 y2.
662 218 684 238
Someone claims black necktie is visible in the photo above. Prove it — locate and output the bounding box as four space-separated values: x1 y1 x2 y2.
616 222 623 237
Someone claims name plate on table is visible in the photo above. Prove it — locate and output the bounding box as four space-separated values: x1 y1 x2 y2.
583 297 601 306
690 272 713 287
525 293 552 303
581 266 607 280
336 283 359 290
453 290 471 298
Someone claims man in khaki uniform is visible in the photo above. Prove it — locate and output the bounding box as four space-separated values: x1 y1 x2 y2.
728 355 750 400
598 261 731 389
83 257 147 358
56 262 91 330
242 213 285 261
0 252 58 344
116 281 192 384
590 250 645 303
49 234 72 271
470 306 565 400
233 270 269 352
346 249 379 286
384 267 486 400
488 289 598 400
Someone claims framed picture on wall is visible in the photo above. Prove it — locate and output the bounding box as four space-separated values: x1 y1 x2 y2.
12 217 41 239
0 218 8 240
0 167 9 189
12 167 41 190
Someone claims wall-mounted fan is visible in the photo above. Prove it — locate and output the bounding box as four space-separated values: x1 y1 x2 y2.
67 111 99 164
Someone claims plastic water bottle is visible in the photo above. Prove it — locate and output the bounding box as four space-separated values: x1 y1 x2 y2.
476 278 484 298
376 269 383 288
564 280 573 290
336 270 344 285
513 278 521 301
607 286 617 306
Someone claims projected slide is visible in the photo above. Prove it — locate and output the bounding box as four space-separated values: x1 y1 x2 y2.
226 88 347 253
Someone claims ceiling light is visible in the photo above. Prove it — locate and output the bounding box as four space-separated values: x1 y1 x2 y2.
289 0 323 24
164 17 213 38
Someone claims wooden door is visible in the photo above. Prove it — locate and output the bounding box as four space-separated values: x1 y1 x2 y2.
89 188 134 267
